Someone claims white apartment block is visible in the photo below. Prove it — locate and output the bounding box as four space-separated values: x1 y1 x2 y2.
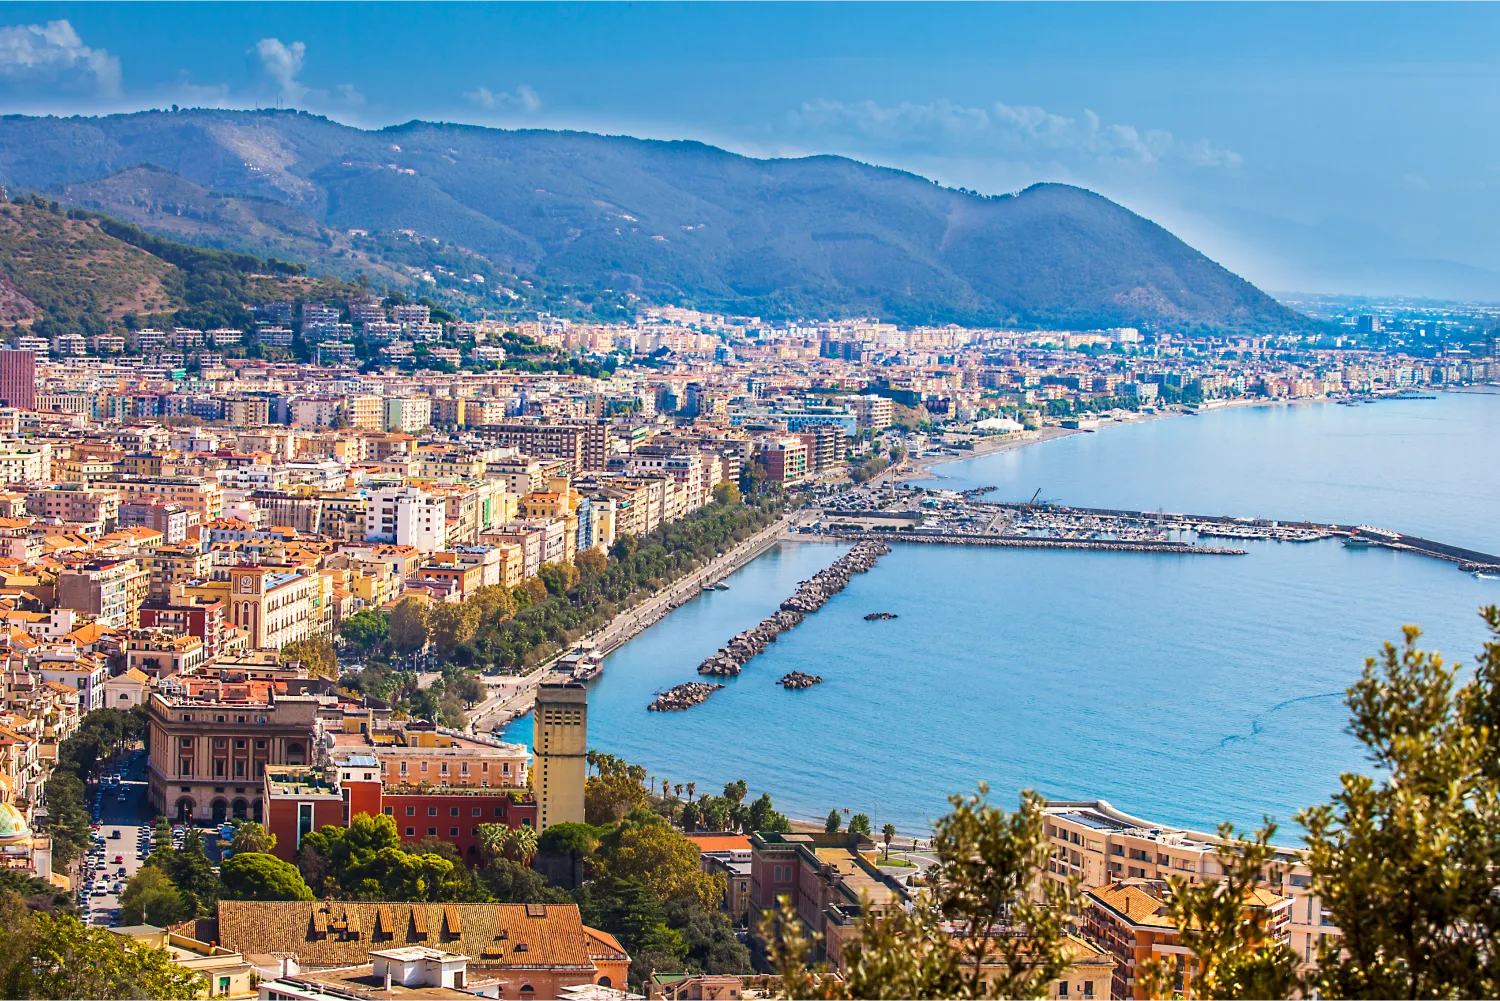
365 485 448 552
384 396 433 433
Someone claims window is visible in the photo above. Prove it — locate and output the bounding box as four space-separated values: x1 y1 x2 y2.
1083 983 1094 998
236 715 246 723
461 763 469 776
495 807 504 817
235 740 245 749
428 807 437 817
297 803 314 846
255 740 266 749
406 827 415 837
427 827 437 836
1059 984 1069 998
420 761 428 773
471 828 480 837
472 807 481 818
440 762 448 775
450 827 459 837
399 761 408 775
450 807 459 817
383 807 393 816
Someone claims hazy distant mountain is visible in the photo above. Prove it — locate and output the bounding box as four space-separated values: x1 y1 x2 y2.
0 109 1315 331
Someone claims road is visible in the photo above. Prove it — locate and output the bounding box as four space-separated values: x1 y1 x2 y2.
468 510 810 733
79 750 153 926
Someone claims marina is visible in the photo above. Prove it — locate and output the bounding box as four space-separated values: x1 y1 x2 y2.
818 491 1500 572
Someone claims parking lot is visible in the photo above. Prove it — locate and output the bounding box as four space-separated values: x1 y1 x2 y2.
76 749 155 925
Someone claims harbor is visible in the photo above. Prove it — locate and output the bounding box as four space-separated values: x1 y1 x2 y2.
816 486 1500 572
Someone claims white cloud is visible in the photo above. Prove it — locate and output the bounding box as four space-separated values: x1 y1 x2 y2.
0 19 120 97
252 37 307 103
785 97 1241 171
334 83 365 107
465 84 541 114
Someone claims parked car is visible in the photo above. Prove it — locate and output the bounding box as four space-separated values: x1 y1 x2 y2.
108 830 121 839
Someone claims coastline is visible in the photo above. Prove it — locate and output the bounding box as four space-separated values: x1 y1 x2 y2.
467 508 815 733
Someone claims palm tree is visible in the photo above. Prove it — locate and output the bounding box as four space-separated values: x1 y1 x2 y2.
674 784 684 799
882 823 896 860
686 782 696 801
475 823 509 861
504 824 539 866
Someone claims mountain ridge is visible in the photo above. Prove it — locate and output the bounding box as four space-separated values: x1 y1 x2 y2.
0 109 1315 332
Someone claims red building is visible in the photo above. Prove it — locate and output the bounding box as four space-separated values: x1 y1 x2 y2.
139 598 227 661
264 757 537 864
0 349 33 412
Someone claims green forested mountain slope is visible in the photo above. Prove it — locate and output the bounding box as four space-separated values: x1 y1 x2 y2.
0 109 1312 332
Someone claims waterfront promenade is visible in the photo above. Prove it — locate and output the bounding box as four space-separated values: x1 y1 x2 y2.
466 508 815 733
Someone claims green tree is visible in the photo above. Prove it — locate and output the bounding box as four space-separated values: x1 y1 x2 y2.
882 824 896 860
595 811 725 910
1137 824 1302 1001
761 786 1074 1000
229 821 276 855
574 548 608 582
824 809 842 833
1298 609 1500 1001
429 601 481 658
848 813 872 836
480 858 572 904
747 793 792 834
577 875 687 989
118 867 192 927
220 852 315 901
712 481 742 505
585 754 651 825
0 893 205 999
388 598 431 654
339 609 390 653
281 636 337 678
148 828 219 918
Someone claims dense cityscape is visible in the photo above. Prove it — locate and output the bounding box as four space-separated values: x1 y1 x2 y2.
0 4 1496 999
0 273 1489 999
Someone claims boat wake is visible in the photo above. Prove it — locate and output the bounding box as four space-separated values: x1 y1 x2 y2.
1213 692 1343 750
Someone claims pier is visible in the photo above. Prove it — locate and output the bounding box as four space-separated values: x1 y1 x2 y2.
819 490 1500 573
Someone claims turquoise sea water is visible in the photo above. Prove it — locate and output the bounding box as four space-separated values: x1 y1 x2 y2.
506 393 1500 835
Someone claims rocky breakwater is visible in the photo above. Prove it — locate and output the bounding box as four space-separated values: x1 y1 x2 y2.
648 682 724 712
778 671 823 689
696 540 891 679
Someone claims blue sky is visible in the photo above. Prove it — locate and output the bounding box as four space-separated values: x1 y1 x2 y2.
1 2 1499 298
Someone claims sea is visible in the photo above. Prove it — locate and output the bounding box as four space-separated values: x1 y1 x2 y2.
505 391 1500 837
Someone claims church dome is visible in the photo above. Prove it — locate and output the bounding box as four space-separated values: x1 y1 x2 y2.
0 802 30 842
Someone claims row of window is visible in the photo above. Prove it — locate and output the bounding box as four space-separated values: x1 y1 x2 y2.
384 805 509 818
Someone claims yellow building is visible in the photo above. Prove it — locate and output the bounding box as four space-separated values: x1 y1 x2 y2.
534 679 586 831
347 394 383 431
179 567 323 651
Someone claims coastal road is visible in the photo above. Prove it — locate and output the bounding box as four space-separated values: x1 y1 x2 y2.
467 510 811 734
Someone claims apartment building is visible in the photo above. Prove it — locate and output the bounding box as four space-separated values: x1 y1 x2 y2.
758 437 808 484
1042 800 1336 974
105 476 223 522
56 558 150 628
483 422 609 472
123 629 207 679
384 396 433 433
365 485 448 552
26 484 121 530
146 687 324 823
1084 880 1290 1000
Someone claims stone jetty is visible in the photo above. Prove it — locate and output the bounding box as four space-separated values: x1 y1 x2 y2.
863 612 898 621
648 682 724 711
696 540 891 679
778 671 823 689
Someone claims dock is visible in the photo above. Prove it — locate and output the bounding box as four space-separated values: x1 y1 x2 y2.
819 494 1500 573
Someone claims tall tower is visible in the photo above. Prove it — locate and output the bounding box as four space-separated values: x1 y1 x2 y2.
534 679 586 831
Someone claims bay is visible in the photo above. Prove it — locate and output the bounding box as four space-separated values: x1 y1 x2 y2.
506 393 1500 835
